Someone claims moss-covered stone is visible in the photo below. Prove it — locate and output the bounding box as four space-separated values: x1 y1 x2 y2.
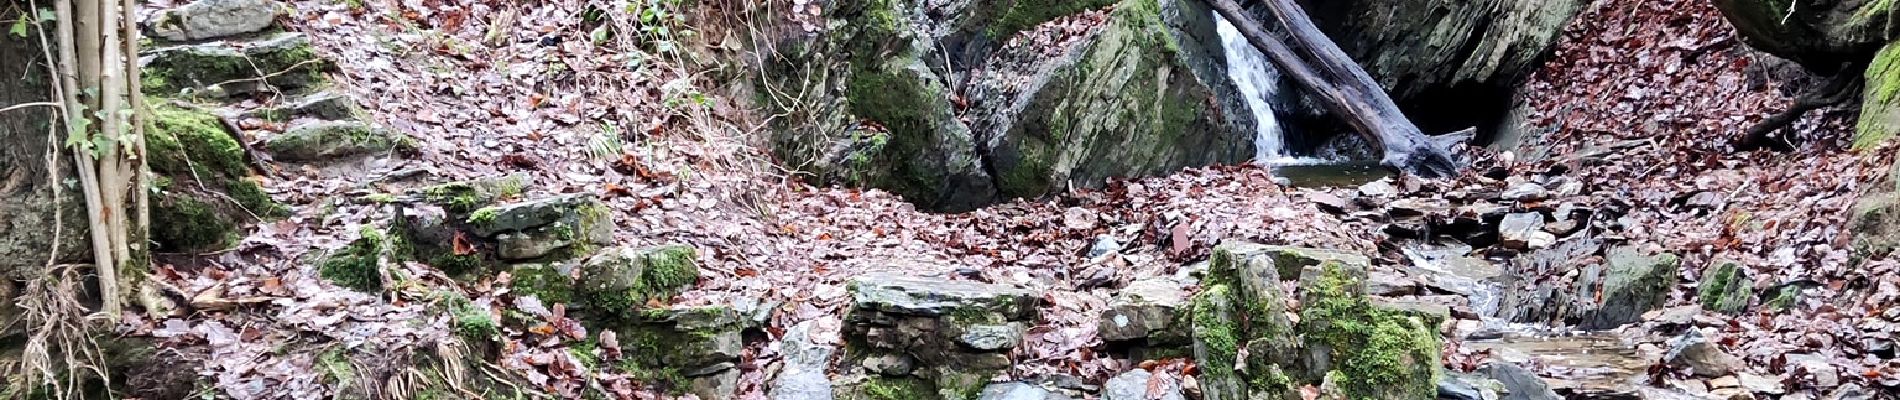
1859 41 1900 150
144 103 288 251
579 245 700 316
440 292 499 341
1190 244 1439 400
142 32 328 95
263 120 396 162
510 263 577 304
151 194 240 252
1295 261 1440 400
1697 262 1753 315
319 228 388 292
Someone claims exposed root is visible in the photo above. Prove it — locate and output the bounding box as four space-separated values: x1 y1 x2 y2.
15 265 111 400
1738 62 1866 151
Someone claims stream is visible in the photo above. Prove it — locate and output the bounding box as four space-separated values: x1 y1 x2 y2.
1213 12 1658 397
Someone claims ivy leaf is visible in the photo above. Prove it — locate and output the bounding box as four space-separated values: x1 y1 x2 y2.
10 17 27 38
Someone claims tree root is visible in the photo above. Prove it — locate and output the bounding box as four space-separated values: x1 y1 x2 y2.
1738 63 1865 151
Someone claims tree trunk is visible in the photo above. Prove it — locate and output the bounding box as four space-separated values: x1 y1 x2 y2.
1209 0 1464 177
45 0 150 314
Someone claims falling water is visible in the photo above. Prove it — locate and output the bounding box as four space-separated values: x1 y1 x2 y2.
1214 12 1292 163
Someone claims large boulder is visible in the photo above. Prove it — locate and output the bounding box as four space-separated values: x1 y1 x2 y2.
1856 41 1900 149
1285 0 1587 130
762 0 1251 211
965 0 1252 200
1714 0 1895 71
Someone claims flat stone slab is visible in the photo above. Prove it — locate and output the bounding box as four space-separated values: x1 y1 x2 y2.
848 273 1037 318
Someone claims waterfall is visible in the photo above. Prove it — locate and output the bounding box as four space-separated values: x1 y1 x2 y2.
1214 12 1316 165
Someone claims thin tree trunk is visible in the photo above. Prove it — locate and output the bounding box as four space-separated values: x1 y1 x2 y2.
1209 0 1463 177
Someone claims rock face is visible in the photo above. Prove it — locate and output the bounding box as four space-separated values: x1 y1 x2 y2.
763 0 1250 211
1296 0 1585 108
1189 243 1440 400
1856 42 1900 150
145 0 280 42
1713 0 1895 71
612 305 755 400
840 273 1040 400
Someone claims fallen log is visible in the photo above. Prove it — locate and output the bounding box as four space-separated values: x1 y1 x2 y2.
1209 0 1464 177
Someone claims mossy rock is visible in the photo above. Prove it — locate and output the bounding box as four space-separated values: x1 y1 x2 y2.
1190 244 1439 400
263 120 397 162
146 103 288 251
1858 41 1900 150
151 193 242 252
974 0 1247 201
141 32 327 96
1697 262 1753 315
319 228 389 291
1293 261 1440 400
1583 247 1678 329
510 263 577 304
578 244 700 316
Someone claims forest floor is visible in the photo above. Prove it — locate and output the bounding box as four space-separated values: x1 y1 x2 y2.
123 0 1900 397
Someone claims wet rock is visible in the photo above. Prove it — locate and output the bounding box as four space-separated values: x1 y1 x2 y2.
146 0 280 41
1697 262 1753 315
850 273 1037 318
1437 370 1505 400
1308 191 1353 214
1485 362 1560 400
1582 247 1679 329
772 320 836 400
862 354 916 376
1737 372 1784 395
1498 213 1547 249
1358 180 1399 197
1196 243 1437 400
263 120 396 162
977 382 1072 400
1366 270 1419 296
246 91 360 121
1666 329 1742 378
1099 278 1190 345
1103 369 1184 400
464 194 606 237
1501 182 1549 201
577 245 700 313
1087 235 1122 258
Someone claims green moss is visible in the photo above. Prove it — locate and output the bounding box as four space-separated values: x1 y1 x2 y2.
1296 262 1440 399
148 104 247 177
511 264 577 304
227 180 290 219
1858 41 1900 150
467 207 500 225
861 376 935 400
320 228 388 292
582 245 701 317
144 35 327 95
1765 284 1803 311
1698 262 1753 314
424 183 491 213
151 194 240 252
318 348 355 389
448 296 499 341
1190 284 1240 378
